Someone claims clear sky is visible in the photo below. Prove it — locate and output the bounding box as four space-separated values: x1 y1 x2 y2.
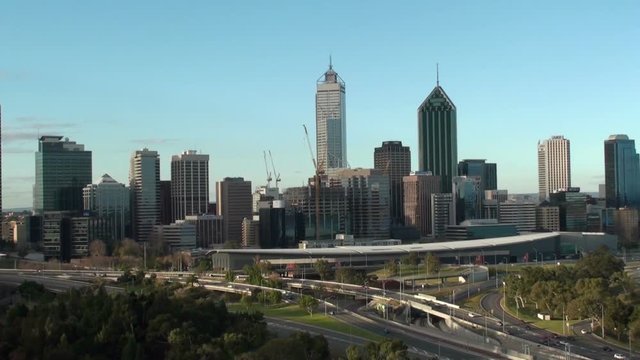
1 1 639 209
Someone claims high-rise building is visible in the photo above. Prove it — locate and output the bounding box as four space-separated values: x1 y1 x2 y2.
159 180 172 225
549 188 586 232
536 202 560 231
418 78 457 193
614 208 639 248
431 193 454 239
374 141 411 226
130 148 160 242
34 136 92 214
316 59 346 171
538 136 571 201
604 134 640 209
241 217 260 248
452 176 482 224
216 177 252 245
83 174 130 245
258 200 288 248
42 211 91 261
184 215 223 248
498 201 537 232
331 168 391 239
458 159 497 195
171 150 209 221
403 172 441 238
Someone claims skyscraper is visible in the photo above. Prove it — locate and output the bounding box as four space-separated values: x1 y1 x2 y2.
83 174 130 245
374 141 411 226
34 136 92 214
458 159 497 195
549 188 586 232
403 172 441 238
316 59 346 171
171 150 209 221
604 134 640 208
216 177 252 245
538 136 571 201
452 176 482 224
417 76 457 193
130 148 160 242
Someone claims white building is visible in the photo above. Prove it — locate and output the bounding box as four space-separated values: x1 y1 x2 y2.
498 201 537 233
538 136 571 201
130 149 160 242
171 150 209 221
316 59 347 171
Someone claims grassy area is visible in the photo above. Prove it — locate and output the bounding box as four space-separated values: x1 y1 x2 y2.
227 303 383 342
459 293 485 314
501 297 578 335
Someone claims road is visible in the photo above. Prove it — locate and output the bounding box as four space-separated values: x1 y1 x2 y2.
482 291 636 360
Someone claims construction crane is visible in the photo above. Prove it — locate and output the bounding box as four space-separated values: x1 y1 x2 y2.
263 151 272 188
268 150 281 189
303 124 321 242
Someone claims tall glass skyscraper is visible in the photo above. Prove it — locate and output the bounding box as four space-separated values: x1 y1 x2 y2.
417 80 457 193
316 59 346 171
33 136 92 214
130 148 160 242
605 134 640 208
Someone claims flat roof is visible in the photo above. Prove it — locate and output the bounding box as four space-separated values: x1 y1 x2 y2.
207 232 560 257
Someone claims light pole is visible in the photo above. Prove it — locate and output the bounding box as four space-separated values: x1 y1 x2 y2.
502 281 506 333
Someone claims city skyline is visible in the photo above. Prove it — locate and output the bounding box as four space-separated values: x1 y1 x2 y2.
1 1 639 209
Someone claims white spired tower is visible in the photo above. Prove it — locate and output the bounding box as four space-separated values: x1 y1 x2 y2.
316 58 346 172
538 135 571 201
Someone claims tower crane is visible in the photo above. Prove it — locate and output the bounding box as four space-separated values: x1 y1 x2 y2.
303 124 321 242
268 150 281 189
263 151 272 188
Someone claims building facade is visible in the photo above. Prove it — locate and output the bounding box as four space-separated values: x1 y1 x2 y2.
83 174 130 245
34 136 92 214
159 180 172 225
171 150 209 221
403 172 441 238
536 202 560 231
316 60 346 171
498 201 537 232
614 208 639 248
417 82 457 193
184 215 223 248
550 188 586 232
452 176 482 224
458 159 497 195
374 141 411 226
538 136 571 201
151 221 196 251
431 193 454 239
604 134 640 209
241 218 260 248
216 177 252 245
130 148 160 242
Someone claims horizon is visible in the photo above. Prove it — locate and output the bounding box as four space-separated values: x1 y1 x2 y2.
1 1 639 208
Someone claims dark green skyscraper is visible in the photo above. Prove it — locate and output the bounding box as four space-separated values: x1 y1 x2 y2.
417 78 457 193
34 136 92 214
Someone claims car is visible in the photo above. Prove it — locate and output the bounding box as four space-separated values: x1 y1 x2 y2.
580 329 590 334
614 354 626 359
468 312 477 318
497 321 503 327
329 311 335 315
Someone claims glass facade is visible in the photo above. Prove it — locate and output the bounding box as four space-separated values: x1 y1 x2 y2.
418 86 457 193
316 63 347 171
34 136 92 214
605 135 640 208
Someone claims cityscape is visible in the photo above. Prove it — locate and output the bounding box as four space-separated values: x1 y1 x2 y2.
1 2 639 360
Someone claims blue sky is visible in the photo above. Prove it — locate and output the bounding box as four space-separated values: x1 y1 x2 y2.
1 1 639 209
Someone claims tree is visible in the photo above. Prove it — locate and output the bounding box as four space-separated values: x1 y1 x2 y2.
385 260 398 276
89 240 107 257
241 294 254 310
314 259 333 281
116 238 141 258
574 245 624 280
346 339 409 360
298 295 319 316
424 252 440 275
402 252 419 266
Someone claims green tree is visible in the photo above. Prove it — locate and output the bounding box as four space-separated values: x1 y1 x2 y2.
346 339 409 360
574 245 624 280
424 252 440 275
402 252 419 266
314 259 333 281
241 294 254 310
299 295 319 316
385 260 399 276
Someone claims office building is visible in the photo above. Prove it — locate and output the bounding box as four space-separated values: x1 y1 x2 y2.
159 180 172 225
374 141 411 226
171 150 209 221
217 177 252 245
83 174 130 245
403 172 441 238
417 77 457 192
34 136 92 214
536 202 560 231
42 211 91 261
550 188 586 232
130 149 160 242
241 217 260 248
331 168 391 239
498 201 537 232
452 176 482 224
258 200 289 248
604 135 640 208
431 193 454 239
316 59 347 171
445 220 518 241
253 186 280 214
614 208 639 248
458 159 497 195
184 215 223 248
538 136 571 201
151 221 196 251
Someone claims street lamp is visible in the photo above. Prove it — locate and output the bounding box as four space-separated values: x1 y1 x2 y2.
502 281 506 333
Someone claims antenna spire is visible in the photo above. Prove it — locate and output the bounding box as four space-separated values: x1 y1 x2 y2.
329 54 333 70
436 63 440 86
